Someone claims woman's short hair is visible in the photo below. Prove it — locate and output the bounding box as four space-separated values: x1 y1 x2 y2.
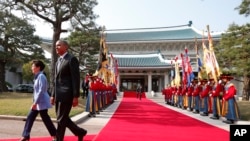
32 60 45 71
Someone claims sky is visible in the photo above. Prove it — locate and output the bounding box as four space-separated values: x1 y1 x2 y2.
34 0 249 38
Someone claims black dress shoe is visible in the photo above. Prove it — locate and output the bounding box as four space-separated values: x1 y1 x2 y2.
19 137 30 141
210 116 219 119
200 113 208 116
193 110 199 114
88 113 92 117
78 129 87 141
223 120 233 124
51 137 57 141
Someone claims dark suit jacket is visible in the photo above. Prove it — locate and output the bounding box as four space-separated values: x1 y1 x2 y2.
52 53 80 103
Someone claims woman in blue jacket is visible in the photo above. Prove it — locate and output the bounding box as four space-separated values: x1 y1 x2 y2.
20 60 56 141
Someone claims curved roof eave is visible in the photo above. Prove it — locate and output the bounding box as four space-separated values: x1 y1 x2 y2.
105 26 222 43
112 53 175 68
118 66 172 69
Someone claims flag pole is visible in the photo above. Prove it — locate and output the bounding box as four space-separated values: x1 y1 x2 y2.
206 25 213 81
206 25 213 50
195 37 202 80
195 37 198 76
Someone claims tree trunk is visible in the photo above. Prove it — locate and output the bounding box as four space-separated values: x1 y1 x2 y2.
0 61 6 92
49 28 61 93
242 74 250 101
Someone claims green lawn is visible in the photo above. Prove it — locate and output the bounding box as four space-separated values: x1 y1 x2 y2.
0 92 85 118
237 101 250 121
0 92 250 121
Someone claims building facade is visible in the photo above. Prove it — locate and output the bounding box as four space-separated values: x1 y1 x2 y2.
105 23 221 94
9 23 244 96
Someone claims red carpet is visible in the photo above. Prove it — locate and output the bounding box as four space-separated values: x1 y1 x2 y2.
0 135 96 141
93 97 229 141
123 91 146 98
0 95 229 141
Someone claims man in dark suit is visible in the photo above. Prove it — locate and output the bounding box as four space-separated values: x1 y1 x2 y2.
82 73 90 99
51 40 87 141
136 84 142 100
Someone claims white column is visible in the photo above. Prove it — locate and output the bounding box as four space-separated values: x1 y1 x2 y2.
159 77 162 92
148 71 152 93
164 71 170 86
117 75 120 92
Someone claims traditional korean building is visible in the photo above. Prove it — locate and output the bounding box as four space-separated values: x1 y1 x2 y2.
104 22 221 94
5 22 225 95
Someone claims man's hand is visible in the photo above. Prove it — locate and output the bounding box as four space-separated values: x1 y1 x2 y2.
72 97 79 107
50 97 55 105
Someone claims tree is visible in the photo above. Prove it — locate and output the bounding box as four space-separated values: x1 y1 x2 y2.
67 28 100 76
215 23 250 100
1 0 98 91
0 10 43 91
235 0 250 17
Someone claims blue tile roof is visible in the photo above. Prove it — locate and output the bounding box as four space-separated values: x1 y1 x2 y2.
113 53 172 68
106 26 221 42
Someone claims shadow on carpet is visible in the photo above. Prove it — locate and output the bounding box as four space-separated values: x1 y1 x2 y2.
92 97 229 141
0 135 96 141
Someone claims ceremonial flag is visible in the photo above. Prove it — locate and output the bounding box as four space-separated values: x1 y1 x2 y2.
174 56 181 87
184 48 195 87
109 53 119 85
114 59 119 85
110 53 114 71
97 31 108 72
195 38 203 80
196 48 203 80
201 26 221 82
207 25 221 82
94 29 111 84
170 60 175 80
202 37 212 74
110 53 115 83
170 59 175 87
202 30 214 80
181 53 187 86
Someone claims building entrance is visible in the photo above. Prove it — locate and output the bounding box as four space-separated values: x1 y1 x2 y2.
120 78 144 92
152 78 159 92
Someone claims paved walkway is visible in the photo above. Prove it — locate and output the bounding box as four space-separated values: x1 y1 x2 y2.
0 93 249 139
148 94 250 131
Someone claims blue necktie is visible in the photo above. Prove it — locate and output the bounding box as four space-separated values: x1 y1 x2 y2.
57 58 62 71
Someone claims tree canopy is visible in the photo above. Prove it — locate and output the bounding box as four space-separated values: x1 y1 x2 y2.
235 0 250 17
216 23 250 76
67 28 100 75
1 0 99 90
0 10 44 91
215 23 250 100
212 0 250 100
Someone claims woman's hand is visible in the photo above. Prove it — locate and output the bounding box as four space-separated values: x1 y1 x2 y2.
31 103 37 110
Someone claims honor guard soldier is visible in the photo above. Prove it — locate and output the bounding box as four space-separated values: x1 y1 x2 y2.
221 74 240 124
200 79 211 116
187 80 195 111
192 80 202 114
210 79 224 119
